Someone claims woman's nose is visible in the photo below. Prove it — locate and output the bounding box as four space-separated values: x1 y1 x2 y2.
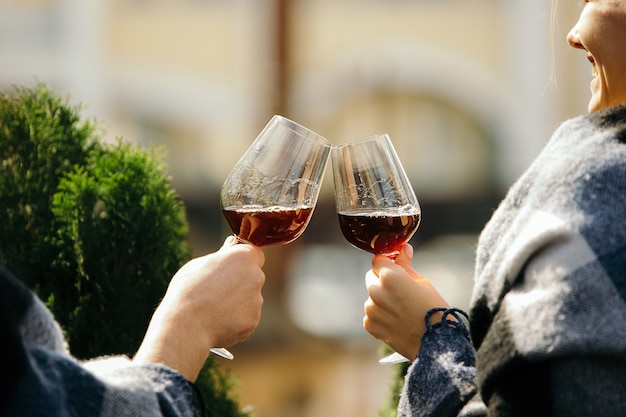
567 25 584 50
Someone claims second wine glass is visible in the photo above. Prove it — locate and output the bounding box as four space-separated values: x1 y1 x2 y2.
332 133 421 364
332 133 421 259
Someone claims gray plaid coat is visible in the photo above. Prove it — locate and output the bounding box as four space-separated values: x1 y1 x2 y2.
0 267 197 417
399 104 626 417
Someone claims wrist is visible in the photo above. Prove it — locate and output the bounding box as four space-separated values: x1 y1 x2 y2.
133 304 213 382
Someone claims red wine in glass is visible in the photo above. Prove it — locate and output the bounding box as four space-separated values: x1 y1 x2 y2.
222 205 314 246
337 208 421 259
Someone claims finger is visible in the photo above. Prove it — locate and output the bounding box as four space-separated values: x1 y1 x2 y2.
222 235 266 267
222 235 238 248
393 244 429 283
365 268 391 305
363 298 385 336
365 269 379 290
363 312 384 340
365 269 396 311
363 298 396 343
394 244 414 267
371 253 395 274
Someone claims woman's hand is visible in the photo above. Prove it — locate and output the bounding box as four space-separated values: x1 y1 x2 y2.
133 236 265 381
363 243 449 361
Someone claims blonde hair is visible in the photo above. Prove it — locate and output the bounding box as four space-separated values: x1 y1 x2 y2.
548 0 560 89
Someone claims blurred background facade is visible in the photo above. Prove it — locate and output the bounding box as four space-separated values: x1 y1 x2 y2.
0 0 591 416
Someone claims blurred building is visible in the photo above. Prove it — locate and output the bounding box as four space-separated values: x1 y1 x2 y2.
0 0 591 416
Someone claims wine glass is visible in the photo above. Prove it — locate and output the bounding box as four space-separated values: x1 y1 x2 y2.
215 115 331 359
332 133 421 364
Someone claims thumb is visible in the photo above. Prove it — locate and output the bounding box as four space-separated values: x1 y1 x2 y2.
221 235 239 249
394 244 414 268
394 244 429 283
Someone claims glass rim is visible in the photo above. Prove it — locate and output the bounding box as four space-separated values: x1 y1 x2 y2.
332 133 390 151
272 115 332 147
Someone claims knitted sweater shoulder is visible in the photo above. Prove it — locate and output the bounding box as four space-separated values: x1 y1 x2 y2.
399 104 626 417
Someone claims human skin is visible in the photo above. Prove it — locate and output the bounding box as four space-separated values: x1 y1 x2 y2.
363 244 449 361
567 0 626 112
133 236 265 382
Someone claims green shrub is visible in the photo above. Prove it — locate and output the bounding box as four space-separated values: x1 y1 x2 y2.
0 84 97 291
49 142 191 357
0 83 246 416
